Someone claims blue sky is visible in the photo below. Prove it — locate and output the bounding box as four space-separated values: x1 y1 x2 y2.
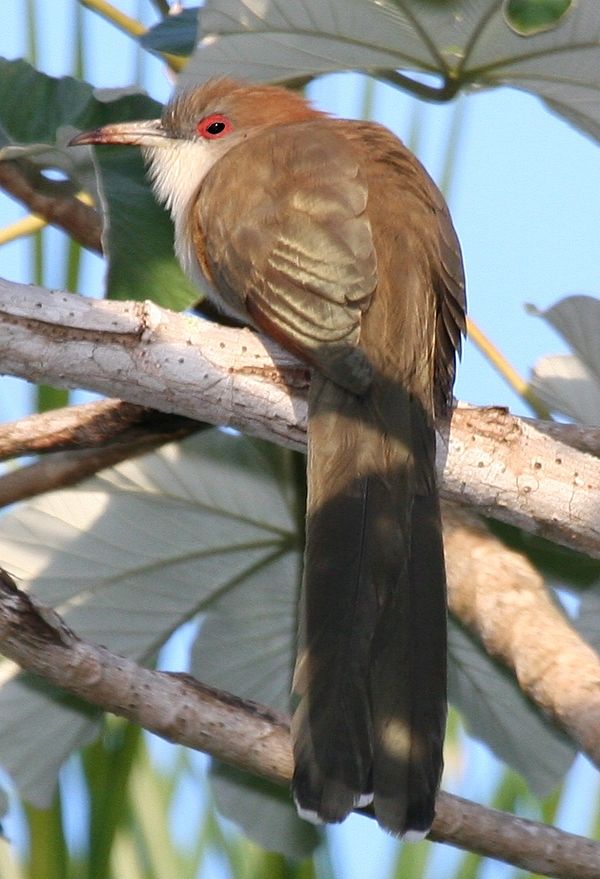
1 1 599 877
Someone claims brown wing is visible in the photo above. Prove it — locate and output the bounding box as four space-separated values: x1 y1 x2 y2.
192 121 378 394
341 120 466 417
431 187 467 415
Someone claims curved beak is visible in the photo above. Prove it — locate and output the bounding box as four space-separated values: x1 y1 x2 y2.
68 118 170 148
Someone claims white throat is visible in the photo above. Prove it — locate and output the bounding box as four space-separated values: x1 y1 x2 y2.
143 139 223 289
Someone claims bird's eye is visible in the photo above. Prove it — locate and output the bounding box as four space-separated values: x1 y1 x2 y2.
196 114 233 139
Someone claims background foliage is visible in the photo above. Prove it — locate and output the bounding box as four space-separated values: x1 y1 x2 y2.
0 1 599 878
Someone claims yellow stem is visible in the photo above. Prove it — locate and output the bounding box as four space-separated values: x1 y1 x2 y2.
0 213 46 245
466 316 551 419
79 0 146 36
0 191 95 246
78 0 185 71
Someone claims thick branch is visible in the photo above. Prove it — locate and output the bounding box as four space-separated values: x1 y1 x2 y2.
443 501 600 769
0 569 598 879
1 278 599 557
437 405 600 557
531 420 600 458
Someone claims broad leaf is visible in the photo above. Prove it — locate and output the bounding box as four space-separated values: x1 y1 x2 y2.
191 552 299 711
141 8 199 57
448 620 575 797
529 355 600 425
529 296 600 385
180 0 600 143
528 296 600 424
0 58 197 310
142 0 575 66
190 473 305 855
210 764 321 859
0 431 298 805
0 667 100 808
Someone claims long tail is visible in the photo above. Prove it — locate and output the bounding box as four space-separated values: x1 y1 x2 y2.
291 371 447 836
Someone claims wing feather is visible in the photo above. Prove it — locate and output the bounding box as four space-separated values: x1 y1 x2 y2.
193 121 378 393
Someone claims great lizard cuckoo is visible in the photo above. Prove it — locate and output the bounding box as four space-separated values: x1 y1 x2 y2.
70 77 466 837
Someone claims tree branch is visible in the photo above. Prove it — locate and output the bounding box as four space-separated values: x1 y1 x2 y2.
0 568 598 879
528 420 600 459
443 501 600 769
438 405 600 558
0 441 190 508
1 277 599 557
0 400 200 506
0 400 195 461
0 160 102 252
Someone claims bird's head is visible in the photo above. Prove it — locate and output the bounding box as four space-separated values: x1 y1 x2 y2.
69 78 320 224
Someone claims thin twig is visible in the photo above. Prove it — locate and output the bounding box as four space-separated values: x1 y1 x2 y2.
0 400 195 461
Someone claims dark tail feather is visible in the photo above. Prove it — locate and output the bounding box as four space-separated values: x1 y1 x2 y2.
292 373 446 834
371 490 447 834
292 374 384 821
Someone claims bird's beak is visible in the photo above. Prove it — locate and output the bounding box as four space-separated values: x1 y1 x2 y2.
68 119 170 148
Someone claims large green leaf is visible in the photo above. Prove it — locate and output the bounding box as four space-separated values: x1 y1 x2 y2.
530 295 600 385
192 552 298 711
0 668 101 809
140 1 575 67
0 431 298 805
529 354 600 425
179 0 600 143
0 58 198 310
140 8 199 57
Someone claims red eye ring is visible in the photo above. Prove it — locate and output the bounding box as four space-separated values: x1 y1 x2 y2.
196 114 233 139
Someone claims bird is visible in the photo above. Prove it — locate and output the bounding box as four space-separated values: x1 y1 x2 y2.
70 77 466 838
